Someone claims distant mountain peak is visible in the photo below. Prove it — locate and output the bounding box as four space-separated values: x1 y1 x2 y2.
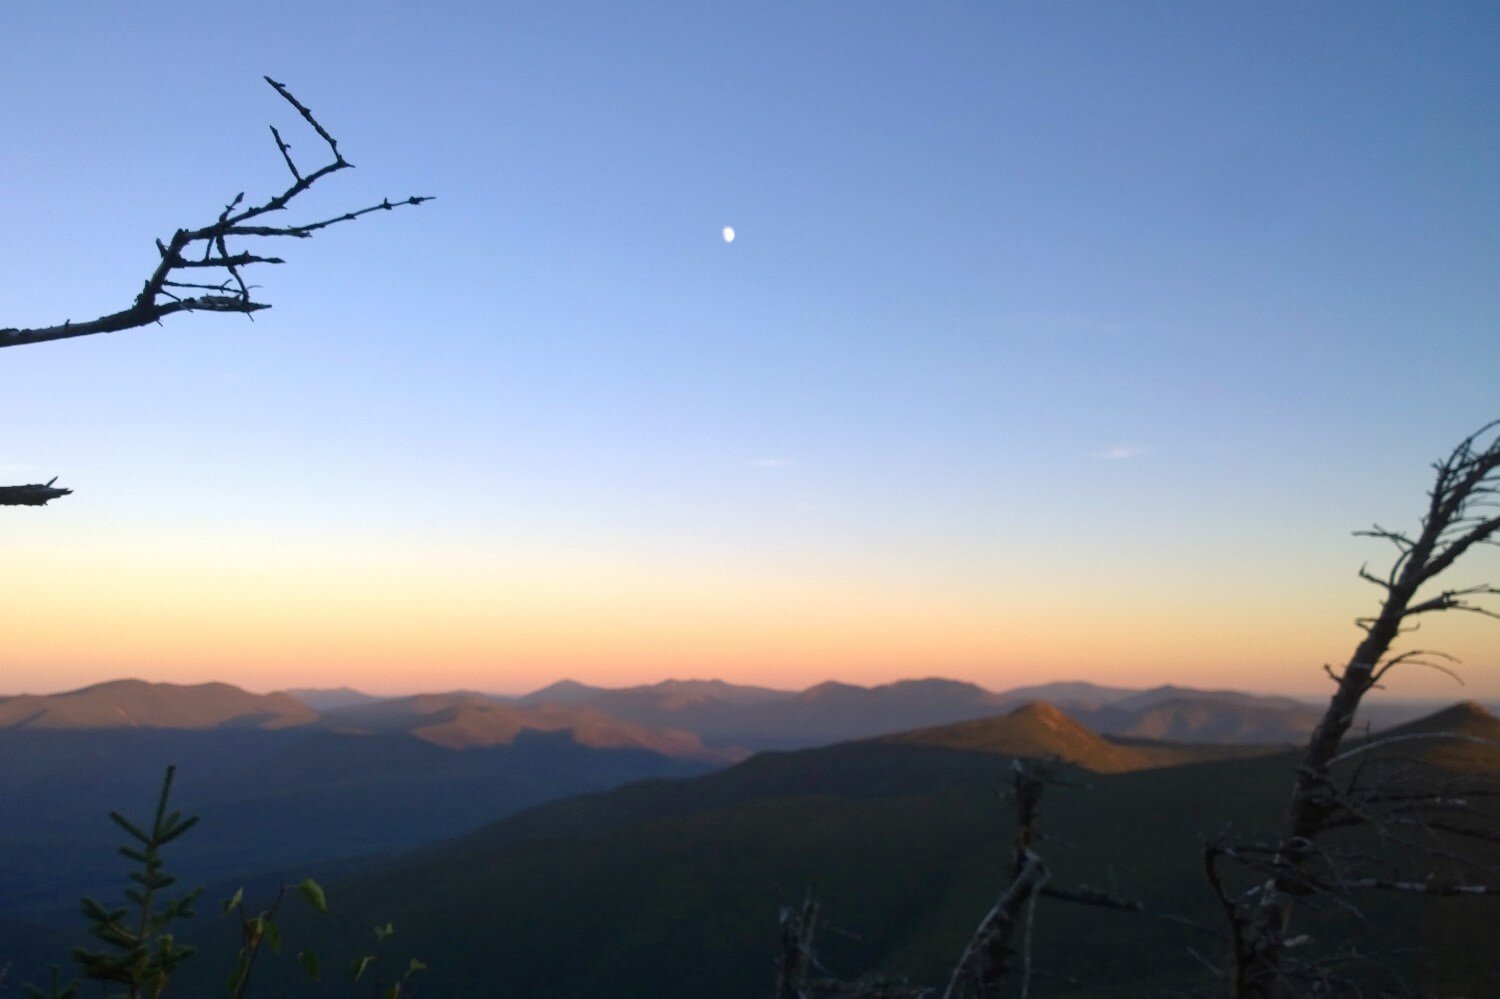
1451 699 1495 720
1002 701 1113 747
887 701 1148 772
0 678 315 731
651 679 742 699
1006 700 1077 727
1354 700 1500 773
72 677 150 693
528 678 597 694
283 686 384 711
797 681 866 701
994 680 1143 709
515 679 609 705
1389 699 1500 737
888 677 992 694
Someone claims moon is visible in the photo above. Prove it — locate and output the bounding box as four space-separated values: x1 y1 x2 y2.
721 226 735 243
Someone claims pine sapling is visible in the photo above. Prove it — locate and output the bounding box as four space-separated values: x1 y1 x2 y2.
69 765 203 998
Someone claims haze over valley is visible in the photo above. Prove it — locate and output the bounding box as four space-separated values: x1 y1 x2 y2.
2 676 1495 993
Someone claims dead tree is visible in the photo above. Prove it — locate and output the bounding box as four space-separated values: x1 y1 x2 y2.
776 757 1201 999
773 887 932 999
941 758 1202 997
943 760 1053 999
1210 420 1500 997
769 761 1061 999
775 889 822 999
1 77 430 505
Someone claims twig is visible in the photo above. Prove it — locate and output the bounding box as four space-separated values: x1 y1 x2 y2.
1 78 430 350
0 479 73 506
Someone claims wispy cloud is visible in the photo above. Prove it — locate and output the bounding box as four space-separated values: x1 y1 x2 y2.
1093 445 1150 462
747 457 800 469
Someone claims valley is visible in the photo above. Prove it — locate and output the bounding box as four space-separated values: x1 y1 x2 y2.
2 677 1494 994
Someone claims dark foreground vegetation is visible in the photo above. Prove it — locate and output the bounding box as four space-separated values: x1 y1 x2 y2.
8 699 1497 997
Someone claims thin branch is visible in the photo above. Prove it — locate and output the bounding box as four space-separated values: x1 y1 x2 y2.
942 852 1050 999
1369 649 1465 685
1338 877 1498 895
1326 733 1500 769
0 479 73 506
776 888 821 999
1403 585 1500 619
1040 884 1211 935
263 76 344 161
0 78 430 351
267 125 302 182
1352 526 1414 553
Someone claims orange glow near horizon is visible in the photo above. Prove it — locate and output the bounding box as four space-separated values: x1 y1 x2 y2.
4 528 1495 701
4 4 1499 716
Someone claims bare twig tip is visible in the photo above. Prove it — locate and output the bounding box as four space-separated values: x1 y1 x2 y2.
2 77 426 353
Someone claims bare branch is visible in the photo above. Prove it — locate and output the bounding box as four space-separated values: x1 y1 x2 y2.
1216 420 1500 996
0 78 429 351
1369 648 1465 685
221 196 433 240
1040 884 1211 935
1338 877 1498 895
264 76 344 162
775 888 822 999
267 125 302 182
1422 819 1500 847
0 479 73 506
1403 586 1500 621
1326 732 1500 769
1353 526 1414 552
942 851 1049 999
2 78 429 506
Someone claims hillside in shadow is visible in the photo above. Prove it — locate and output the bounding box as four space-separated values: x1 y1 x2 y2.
175 701 1497 996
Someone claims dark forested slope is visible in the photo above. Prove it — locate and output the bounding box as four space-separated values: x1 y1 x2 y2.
215 702 1498 997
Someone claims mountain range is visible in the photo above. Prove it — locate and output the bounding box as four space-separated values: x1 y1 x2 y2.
0 680 721 929
4 675 1494 994
318 692 720 759
504 675 1458 748
0 679 316 730
2 676 1459 754
172 699 1500 997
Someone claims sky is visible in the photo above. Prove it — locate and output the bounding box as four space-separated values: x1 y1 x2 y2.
3 2 1498 699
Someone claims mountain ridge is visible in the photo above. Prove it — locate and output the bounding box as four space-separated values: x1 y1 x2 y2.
320 692 729 761
6 676 1485 753
222 698 1499 998
0 679 315 730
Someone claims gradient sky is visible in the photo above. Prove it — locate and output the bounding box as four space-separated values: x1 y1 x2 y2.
3 2 1497 699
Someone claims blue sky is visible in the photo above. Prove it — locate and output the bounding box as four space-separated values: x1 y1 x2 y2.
3 2 1497 697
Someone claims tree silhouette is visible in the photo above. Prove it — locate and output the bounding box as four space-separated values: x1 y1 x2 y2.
775 421 1500 998
1 77 429 506
1210 419 1500 997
